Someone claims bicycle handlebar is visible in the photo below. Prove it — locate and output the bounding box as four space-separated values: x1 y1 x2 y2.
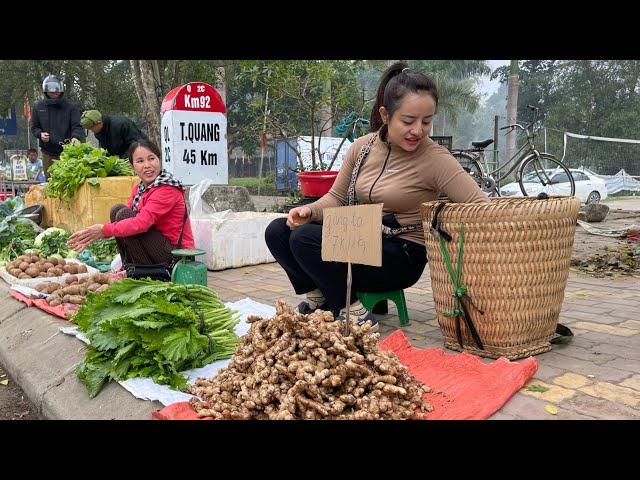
499 124 525 132
500 106 541 134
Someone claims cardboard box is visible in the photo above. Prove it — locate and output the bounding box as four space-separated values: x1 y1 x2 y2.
25 176 139 231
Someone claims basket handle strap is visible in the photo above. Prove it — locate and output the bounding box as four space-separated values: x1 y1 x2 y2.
430 202 452 242
439 223 485 350
550 323 574 344
459 294 484 350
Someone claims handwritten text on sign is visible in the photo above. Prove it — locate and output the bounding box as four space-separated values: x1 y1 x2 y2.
321 204 383 266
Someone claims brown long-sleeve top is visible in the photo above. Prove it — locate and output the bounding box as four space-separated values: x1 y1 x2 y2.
307 133 489 246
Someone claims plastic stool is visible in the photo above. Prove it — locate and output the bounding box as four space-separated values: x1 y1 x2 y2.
357 290 409 326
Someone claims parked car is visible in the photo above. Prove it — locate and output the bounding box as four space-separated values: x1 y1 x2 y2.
499 168 608 204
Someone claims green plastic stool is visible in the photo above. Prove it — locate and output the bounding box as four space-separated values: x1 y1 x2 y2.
357 290 409 326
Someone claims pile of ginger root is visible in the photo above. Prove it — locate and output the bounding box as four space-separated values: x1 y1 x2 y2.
188 300 433 420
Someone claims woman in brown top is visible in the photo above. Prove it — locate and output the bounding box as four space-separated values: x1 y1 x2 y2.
265 61 488 331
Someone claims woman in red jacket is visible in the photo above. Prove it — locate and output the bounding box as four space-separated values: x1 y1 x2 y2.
67 139 194 266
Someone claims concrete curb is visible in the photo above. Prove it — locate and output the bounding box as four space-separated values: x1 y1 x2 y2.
0 283 162 419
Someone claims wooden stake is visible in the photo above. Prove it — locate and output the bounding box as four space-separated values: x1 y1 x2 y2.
344 261 352 336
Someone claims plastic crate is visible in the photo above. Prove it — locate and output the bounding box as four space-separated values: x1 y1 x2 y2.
431 136 453 151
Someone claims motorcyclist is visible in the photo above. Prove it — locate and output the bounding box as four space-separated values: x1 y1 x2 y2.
29 75 85 179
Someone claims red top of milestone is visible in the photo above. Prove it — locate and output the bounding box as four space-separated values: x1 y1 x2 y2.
161 82 226 114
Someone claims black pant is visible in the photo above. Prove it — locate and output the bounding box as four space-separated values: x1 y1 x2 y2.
265 217 427 313
42 152 59 180
110 204 175 265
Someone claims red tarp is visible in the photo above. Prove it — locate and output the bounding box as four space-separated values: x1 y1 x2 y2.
153 329 537 420
9 289 78 319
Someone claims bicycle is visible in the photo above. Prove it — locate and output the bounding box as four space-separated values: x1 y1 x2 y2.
451 105 575 197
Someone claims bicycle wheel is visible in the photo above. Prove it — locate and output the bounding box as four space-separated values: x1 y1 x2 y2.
518 153 575 197
452 151 484 187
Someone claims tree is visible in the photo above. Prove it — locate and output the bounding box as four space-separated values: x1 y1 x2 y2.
237 60 365 170
0 60 139 152
505 60 519 162
453 82 508 152
409 60 490 135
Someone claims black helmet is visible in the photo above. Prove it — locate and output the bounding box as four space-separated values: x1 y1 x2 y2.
42 75 64 94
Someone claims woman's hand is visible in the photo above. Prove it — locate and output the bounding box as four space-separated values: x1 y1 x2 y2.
67 224 105 251
286 206 312 229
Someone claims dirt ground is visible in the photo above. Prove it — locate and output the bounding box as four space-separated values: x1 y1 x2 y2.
0 363 41 420
571 207 640 264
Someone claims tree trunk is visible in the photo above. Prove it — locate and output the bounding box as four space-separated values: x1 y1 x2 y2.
506 60 519 163
130 60 163 147
438 110 446 136
319 77 332 137
215 64 226 105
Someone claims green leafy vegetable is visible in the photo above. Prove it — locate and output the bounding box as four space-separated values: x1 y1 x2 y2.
45 142 134 199
90 239 119 263
0 215 39 263
34 227 70 257
73 278 241 398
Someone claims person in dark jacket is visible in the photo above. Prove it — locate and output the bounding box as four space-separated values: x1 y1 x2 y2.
29 75 85 179
80 109 148 158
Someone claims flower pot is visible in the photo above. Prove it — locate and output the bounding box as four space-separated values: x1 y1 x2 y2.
296 171 339 197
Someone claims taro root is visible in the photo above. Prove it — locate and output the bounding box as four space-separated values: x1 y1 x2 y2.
25 266 40 278
9 268 23 277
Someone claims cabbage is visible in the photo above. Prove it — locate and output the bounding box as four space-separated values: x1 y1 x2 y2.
34 227 67 248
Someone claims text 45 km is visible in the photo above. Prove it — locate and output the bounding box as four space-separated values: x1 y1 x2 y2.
183 149 218 165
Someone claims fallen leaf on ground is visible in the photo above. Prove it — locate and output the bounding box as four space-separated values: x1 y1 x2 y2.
544 404 558 415
526 384 550 393
1 379 8 386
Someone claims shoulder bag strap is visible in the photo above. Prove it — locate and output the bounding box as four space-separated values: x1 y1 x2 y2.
175 195 189 250
346 133 378 206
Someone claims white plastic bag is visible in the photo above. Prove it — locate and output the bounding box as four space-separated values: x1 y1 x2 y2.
188 179 217 219
110 253 122 273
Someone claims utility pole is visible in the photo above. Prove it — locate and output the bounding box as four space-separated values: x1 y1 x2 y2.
257 87 269 195
494 115 499 168
506 60 519 163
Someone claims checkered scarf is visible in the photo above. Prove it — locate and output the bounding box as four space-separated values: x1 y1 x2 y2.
131 169 184 212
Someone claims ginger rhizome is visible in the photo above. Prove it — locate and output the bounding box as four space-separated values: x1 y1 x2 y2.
189 300 433 420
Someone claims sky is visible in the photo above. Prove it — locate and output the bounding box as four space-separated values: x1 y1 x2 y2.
478 60 509 103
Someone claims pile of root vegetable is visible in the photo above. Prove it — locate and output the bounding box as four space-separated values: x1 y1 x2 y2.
5 254 87 279
35 272 114 306
188 300 433 420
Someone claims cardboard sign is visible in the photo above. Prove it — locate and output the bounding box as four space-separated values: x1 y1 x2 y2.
321 204 383 266
11 154 28 181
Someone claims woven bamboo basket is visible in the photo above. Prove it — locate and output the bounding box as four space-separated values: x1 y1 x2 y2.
421 196 581 360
